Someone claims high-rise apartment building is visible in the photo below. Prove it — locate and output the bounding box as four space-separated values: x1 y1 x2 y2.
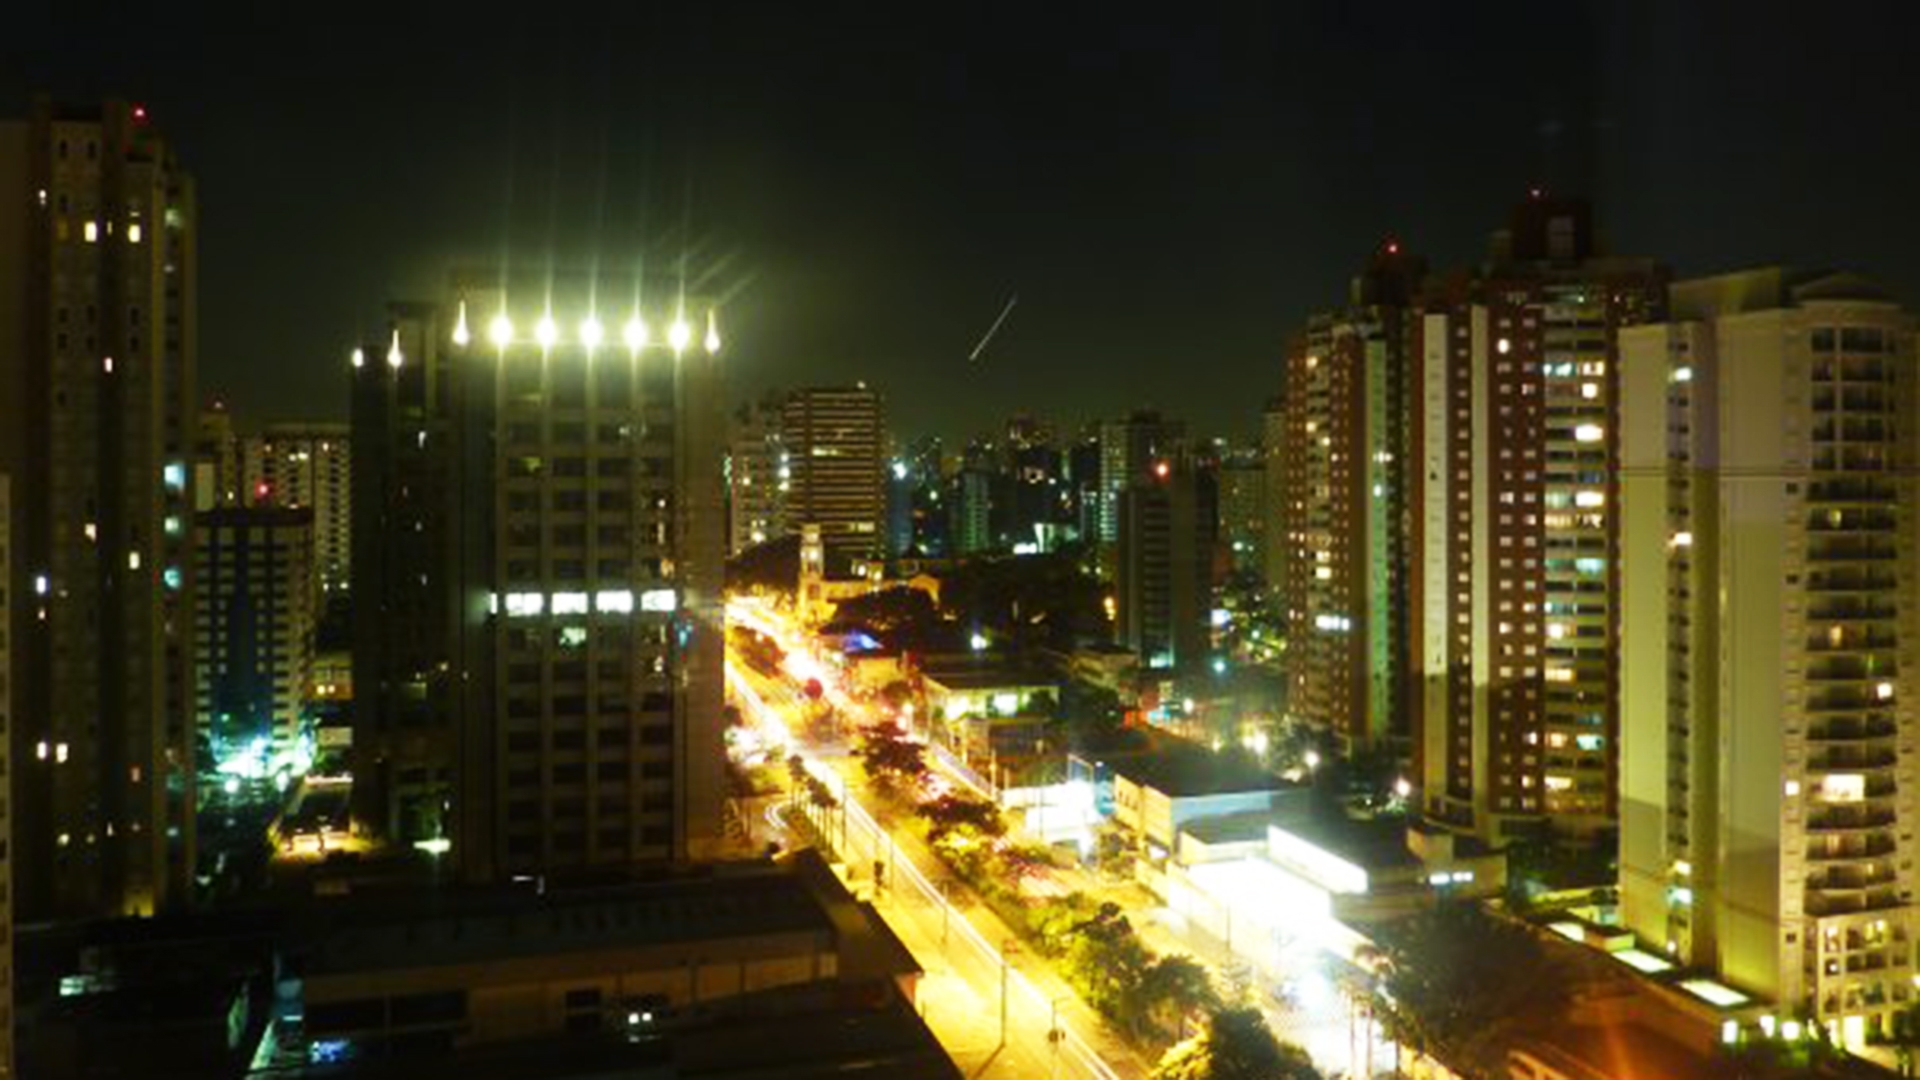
1098 410 1185 549
194 506 315 785
352 272 725 880
1412 198 1664 844
726 393 786 554
950 466 995 556
1619 270 1919 1045
241 422 351 594
1216 445 1266 580
0 97 198 918
1116 463 1214 671
1279 247 1423 754
195 404 240 507
782 386 884 568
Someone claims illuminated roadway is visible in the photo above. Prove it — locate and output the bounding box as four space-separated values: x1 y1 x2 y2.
730 595 1394 1077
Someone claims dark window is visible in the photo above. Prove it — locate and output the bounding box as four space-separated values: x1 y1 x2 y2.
390 991 466 1026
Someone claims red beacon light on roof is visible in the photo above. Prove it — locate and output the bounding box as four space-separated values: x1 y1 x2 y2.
131 104 148 123
1384 238 1400 256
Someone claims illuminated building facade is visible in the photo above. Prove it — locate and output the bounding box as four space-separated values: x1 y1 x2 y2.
193 506 315 789
1412 198 1664 844
726 392 786 554
1117 461 1214 671
782 385 884 567
240 422 351 594
1619 270 1919 1045
351 271 726 880
1216 444 1266 579
0 96 198 918
1280 246 1423 754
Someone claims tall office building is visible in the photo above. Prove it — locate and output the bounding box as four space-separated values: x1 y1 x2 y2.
782 386 884 568
0 97 198 918
1279 246 1423 753
0 475 12 1078
1619 270 1919 1045
726 393 786 554
352 272 726 880
1412 198 1664 844
1097 410 1185 548
241 422 352 594
194 506 315 783
1116 463 1214 671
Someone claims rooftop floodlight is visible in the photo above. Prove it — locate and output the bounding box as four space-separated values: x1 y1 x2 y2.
623 315 650 352
579 315 604 351
451 300 471 346
668 313 692 353
386 329 404 368
535 313 559 350
488 312 514 348
704 309 721 355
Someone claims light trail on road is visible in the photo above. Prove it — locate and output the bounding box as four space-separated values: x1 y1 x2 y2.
727 654 1123 1080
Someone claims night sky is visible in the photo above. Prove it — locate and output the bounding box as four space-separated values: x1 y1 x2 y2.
9 2 1919 444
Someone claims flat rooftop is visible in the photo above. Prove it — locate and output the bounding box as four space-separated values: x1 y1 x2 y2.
302 851 914 984
1104 738 1288 799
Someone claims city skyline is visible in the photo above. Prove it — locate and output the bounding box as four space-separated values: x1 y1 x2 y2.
6 5 1920 444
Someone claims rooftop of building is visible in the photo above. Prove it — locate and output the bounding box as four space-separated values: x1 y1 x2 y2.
1101 736 1289 799
195 504 315 527
1179 810 1278 846
1276 810 1421 871
299 851 917 985
287 986 959 1079
919 656 1060 691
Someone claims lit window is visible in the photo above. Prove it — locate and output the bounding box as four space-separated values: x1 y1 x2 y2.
34 573 48 595
551 591 590 615
127 222 142 243
504 592 544 617
595 589 634 614
1581 383 1599 400
127 551 141 571
641 588 677 612
163 462 186 491
1671 531 1693 548
1671 366 1693 383
1574 491 1604 508
1877 681 1895 701
1574 424 1604 443
83 220 98 242
1496 337 1511 355
56 742 69 764
163 566 182 590
1785 780 1801 797
1821 774 1866 803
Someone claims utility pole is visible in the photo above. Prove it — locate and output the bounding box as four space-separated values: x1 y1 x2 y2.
1000 940 1019 1049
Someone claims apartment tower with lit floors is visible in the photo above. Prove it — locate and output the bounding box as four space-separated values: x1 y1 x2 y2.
1412 197 1665 845
1619 269 1919 1045
0 97 199 918
352 272 726 880
1280 244 1424 754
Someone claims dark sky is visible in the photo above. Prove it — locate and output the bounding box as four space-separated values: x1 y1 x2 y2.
9 2 1920 444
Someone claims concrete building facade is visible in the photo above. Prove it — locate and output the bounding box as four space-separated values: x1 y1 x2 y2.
782 386 883 568
725 393 786 555
351 273 726 881
1117 463 1213 672
1280 247 1423 754
0 96 198 918
1412 199 1665 845
1619 269 1920 1045
240 422 351 594
193 505 315 783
